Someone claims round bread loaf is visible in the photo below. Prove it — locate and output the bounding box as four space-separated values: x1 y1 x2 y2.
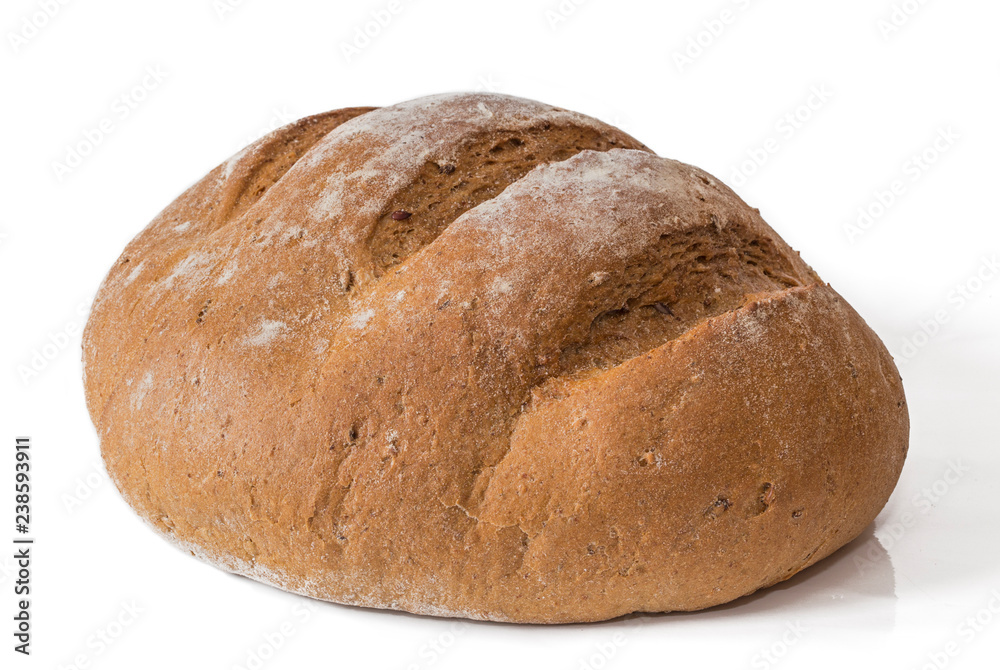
83 93 909 623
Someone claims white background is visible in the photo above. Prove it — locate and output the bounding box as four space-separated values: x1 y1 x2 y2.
2 0 998 668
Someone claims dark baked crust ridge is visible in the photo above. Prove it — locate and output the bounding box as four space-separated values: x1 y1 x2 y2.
83 94 908 623
479 283 907 619
83 107 376 421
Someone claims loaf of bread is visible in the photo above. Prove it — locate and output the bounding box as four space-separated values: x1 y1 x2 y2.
83 93 908 623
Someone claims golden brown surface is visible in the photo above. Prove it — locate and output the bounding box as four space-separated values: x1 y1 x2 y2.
83 93 908 623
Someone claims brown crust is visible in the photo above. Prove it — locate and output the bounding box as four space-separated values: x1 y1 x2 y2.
83 93 908 623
